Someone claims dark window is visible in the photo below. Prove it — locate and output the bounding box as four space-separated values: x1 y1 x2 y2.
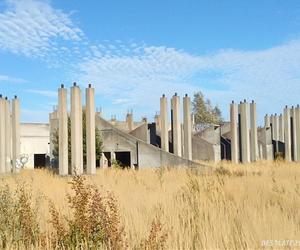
34 154 46 168
115 151 131 168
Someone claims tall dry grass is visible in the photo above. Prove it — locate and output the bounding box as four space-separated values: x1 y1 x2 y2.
0 161 299 249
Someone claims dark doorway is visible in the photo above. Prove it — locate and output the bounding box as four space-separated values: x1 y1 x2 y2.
103 152 112 167
221 137 231 160
34 154 46 168
115 151 131 168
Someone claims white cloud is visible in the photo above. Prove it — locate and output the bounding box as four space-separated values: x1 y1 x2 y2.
0 0 84 57
25 89 57 97
76 39 300 122
0 74 27 83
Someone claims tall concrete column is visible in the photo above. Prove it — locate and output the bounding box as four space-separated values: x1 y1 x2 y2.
171 93 182 157
273 114 279 156
264 114 270 128
49 108 58 159
0 96 6 173
240 100 250 163
284 106 291 161
270 115 274 140
12 96 20 173
230 101 238 163
86 84 96 175
5 98 11 173
126 112 134 131
250 101 258 162
274 114 279 142
183 94 192 160
154 114 161 132
296 105 300 162
291 107 297 161
58 85 68 176
71 83 83 175
160 94 169 152
279 114 284 142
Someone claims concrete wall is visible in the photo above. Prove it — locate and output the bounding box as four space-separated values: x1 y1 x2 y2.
192 136 221 162
129 123 148 143
97 116 202 168
20 123 50 168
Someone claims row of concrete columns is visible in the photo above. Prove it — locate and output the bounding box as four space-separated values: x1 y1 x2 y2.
273 105 300 162
159 93 192 160
0 95 20 174
58 83 96 176
230 100 258 163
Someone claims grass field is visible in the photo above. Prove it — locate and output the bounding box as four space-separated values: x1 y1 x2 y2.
0 161 299 249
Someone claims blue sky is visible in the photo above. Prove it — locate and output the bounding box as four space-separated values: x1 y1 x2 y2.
1 0 300 123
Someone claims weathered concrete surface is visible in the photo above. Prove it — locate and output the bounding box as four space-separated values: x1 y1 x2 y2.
129 123 148 142
160 95 169 152
192 136 221 162
5 99 11 172
0 97 6 173
12 96 20 173
71 84 83 175
258 127 273 160
291 107 298 161
230 102 238 163
49 110 58 159
126 113 134 131
264 114 270 128
279 114 284 142
296 106 300 162
250 101 258 161
183 95 192 160
20 123 50 168
154 114 161 132
86 85 96 175
240 101 250 163
97 115 204 168
58 86 68 176
284 106 291 161
171 94 182 157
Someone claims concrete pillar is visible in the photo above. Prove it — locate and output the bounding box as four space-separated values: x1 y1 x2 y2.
230 101 238 163
183 94 192 160
160 94 169 152
274 114 279 142
270 115 274 140
240 100 250 163
5 98 11 173
264 114 270 128
0 96 6 173
71 83 83 175
279 114 284 142
58 85 68 176
250 101 258 162
12 96 20 173
126 112 134 131
154 114 161 132
49 108 58 159
291 107 297 161
86 84 96 175
296 105 300 162
284 106 291 161
171 93 182 157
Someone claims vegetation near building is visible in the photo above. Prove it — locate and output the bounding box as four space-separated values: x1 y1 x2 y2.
51 110 102 166
192 91 223 128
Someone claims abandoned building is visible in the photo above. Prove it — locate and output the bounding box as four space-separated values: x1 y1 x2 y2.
0 83 299 175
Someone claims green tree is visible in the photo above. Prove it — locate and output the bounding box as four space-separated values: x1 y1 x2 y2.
52 111 102 168
192 91 223 126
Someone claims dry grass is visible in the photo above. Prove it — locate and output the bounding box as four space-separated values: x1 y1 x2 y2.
0 161 299 249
